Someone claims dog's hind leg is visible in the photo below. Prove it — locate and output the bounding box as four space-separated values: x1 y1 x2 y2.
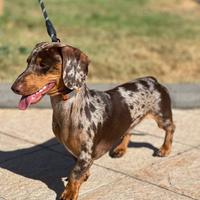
153 115 175 157
147 95 176 157
111 133 132 158
155 117 176 157
145 113 175 157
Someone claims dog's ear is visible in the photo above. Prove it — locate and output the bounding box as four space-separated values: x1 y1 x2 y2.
59 46 90 90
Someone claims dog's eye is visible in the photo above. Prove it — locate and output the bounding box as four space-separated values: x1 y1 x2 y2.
40 62 47 67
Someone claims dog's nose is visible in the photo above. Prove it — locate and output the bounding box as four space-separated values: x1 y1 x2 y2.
11 82 23 94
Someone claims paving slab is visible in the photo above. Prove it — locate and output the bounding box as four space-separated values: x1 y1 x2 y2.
94 134 191 176
170 109 200 147
0 109 24 120
0 149 75 200
0 109 56 146
0 132 42 163
0 108 199 200
79 165 125 196
132 148 200 199
79 176 192 200
0 148 124 200
136 109 200 147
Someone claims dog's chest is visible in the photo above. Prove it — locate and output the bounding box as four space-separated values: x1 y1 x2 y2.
50 93 109 157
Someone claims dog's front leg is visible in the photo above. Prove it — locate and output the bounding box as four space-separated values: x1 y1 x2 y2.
60 157 93 200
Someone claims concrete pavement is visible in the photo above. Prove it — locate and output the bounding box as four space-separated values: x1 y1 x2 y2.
0 108 199 200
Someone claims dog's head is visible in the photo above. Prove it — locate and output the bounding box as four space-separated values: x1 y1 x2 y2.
11 42 90 110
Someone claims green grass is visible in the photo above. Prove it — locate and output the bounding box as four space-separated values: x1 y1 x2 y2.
0 0 200 83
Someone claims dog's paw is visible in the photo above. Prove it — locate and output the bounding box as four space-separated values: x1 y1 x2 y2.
111 148 126 158
60 188 78 200
155 146 170 157
84 170 90 182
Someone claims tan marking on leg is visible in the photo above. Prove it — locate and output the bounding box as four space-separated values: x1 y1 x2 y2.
145 113 163 128
60 170 90 200
146 113 176 157
111 134 131 158
84 169 90 182
157 123 176 157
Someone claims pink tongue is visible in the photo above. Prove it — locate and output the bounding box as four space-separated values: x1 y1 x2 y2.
19 94 35 110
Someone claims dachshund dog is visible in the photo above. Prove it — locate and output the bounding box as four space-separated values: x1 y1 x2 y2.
11 42 175 200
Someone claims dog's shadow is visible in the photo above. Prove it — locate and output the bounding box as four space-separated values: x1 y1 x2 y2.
129 133 159 155
0 138 76 200
0 133 158 199
109 133 159 157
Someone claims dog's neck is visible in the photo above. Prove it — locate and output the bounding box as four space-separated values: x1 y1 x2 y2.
50 84 91 127
50 84 89 107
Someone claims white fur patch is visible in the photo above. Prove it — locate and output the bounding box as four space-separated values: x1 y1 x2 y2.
77 90 108 157
117 81 161 128
64 60 87 90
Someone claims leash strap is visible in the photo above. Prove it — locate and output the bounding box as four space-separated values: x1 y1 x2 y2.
62 88 81 100
39 0 60 42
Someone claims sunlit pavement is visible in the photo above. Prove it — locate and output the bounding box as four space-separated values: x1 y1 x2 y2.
0 109 199 200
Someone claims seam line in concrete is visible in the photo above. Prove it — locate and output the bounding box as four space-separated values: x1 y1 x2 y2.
0 143 70 164
44 145 73 159
91 145 200 199
0 148 44 164
0 132 70 164
0 131 61 149
0 131 198 199
134 129 200 149
0 131 41 146
89 163 196 200
126 146 198 178
79 174 126 198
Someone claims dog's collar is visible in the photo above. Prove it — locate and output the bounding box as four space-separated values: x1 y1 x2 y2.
61 88 81 100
